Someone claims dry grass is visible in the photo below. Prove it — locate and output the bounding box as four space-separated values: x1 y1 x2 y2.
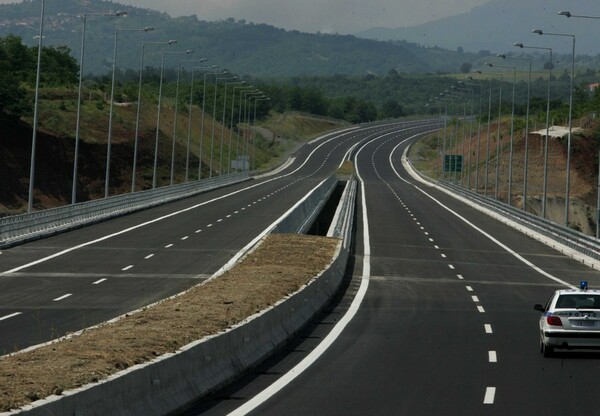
0 234 339 412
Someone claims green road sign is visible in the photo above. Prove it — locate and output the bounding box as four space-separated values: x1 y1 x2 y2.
444 155 463 173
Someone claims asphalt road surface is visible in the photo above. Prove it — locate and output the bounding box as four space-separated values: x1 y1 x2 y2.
182 123 600 415
0 120 436 354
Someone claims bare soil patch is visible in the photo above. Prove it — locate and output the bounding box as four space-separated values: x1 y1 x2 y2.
0 234 339 412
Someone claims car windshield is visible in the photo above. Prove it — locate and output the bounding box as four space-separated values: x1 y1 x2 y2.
556 294 600 309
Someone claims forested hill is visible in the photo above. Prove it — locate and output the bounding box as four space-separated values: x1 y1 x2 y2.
0 0 481 76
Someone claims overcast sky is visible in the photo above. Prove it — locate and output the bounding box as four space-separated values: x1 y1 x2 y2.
0 0 490 33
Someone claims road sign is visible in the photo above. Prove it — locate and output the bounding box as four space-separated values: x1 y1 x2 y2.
444 155 463 173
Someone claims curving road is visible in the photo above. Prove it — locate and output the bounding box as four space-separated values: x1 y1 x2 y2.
0 120 436 354
183 123 600 415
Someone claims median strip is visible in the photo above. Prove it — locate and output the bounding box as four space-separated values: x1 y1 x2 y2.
0 234 339 413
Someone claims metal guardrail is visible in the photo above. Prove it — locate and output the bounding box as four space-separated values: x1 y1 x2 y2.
409 160 600 262
439 181 600 261
0 173 249 248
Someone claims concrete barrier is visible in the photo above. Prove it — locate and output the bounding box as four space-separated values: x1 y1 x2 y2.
4 177 356 416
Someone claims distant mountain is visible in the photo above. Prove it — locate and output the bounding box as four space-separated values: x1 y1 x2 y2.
0 0 484 76
357 0 600 55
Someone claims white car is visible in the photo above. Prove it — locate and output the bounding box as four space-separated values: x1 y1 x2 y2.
534 284 600 357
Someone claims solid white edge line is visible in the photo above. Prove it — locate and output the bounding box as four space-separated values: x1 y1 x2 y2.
225 123 432 416
0 312 22 321
484 387 496 404
1 125 370 277
389 138 578 290
53 294 72 302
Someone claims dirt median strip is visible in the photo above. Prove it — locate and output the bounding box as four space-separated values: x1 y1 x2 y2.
0 234 339 412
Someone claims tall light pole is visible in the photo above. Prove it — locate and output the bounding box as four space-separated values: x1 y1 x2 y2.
171 58 206 185
456 82 476 189
515 42 553 219
499 53 533 211
27 0 45 213
105 26 153 198
209 73 234 178
185 65 216 182
131 39 177 193
474 70 504 199
464 78 484 193
73 11 126 204
237 88 258 170
251 96 270 171
220 76 240 175
228 83 246 174
487 62 517 205
533 28 576 227
558 10 600 238
152 49 194 189
198 67 220 180
436 95 452 181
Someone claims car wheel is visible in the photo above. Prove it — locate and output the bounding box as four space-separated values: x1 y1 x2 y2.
542 344 554 357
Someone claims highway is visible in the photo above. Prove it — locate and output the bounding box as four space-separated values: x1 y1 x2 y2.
182 123 600 415
0 120 436 354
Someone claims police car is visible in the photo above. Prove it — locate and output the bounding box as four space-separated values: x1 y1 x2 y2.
534 282 600 357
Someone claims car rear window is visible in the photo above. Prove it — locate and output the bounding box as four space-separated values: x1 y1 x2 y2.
556 294 600 309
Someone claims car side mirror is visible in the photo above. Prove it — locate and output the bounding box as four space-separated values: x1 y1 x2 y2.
534 304 545 312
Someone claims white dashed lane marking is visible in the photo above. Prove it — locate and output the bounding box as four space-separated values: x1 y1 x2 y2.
145 254 155 259
122 265 134 271
165 244 174 248
93 278 107 285
484 387 496 404
53 294 72 302
488 351 497 363
0 312 22 321
485 324 493 334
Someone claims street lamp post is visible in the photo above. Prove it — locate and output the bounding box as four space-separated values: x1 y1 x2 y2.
515 42 553 219
533 28 576 227
73 11 126 204
185 65 216 182
456 82 476 189
498 53 533 211
228 83 246 174
197 68 220 180
152 49 194 189
250 96 270 171
171 58 206 185
237 88 258 170
209 73 235 178
474 70 504 199
558 10 600 238
437 94 454 181
487 62 517 205
27 0 45 213
105 26 153 198
131 39 177 193
464 78 485 192
220 77 239 175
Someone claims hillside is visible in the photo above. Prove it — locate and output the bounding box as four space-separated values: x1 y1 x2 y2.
411 118 600 235
358 0 600 56
0 84 345 215
0 0 483 76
